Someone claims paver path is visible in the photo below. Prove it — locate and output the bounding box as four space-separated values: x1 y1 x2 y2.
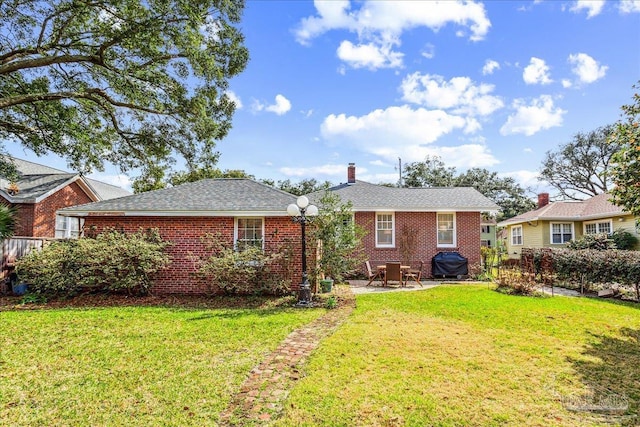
219 285 356 426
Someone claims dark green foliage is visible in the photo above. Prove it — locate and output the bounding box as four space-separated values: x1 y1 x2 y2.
310 191 367 283
16 229 170 295
195 233 294 295
611 229 638 250
0 204 17 239
610 81 640 217
0 0 249 182
528 247 640 299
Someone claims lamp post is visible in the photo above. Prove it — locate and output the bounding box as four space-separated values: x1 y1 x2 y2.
287 195 318 307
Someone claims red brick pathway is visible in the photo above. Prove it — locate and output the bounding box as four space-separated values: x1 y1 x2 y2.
219 286 356 426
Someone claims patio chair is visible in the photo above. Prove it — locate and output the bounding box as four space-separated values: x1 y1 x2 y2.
384 262 403 287
404 261 423 287
365 260 383 286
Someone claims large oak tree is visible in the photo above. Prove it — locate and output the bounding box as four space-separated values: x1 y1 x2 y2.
538 124 619 200
0 0 248 182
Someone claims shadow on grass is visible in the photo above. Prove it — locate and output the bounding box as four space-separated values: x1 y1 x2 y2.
566 327 640 424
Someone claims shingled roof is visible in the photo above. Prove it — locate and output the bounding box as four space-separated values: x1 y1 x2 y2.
59 179 298 217
497 193 627 226
0 156 131 202
308 180 499 212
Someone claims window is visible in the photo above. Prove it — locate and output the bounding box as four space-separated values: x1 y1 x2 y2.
235 218 263 250
511 225 523 246
55 215 83 239
437 213 456 247
551 222 573 244
481 240 491 247
481 225 491 233
376 213 394 247
584 220 612 235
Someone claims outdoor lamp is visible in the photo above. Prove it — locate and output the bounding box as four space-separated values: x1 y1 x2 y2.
287 195 318 307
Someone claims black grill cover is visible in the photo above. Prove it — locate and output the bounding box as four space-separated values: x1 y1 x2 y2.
432 252 468 277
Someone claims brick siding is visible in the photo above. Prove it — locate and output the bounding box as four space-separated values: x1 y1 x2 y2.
83 216 304 295
357 211 481 277
2 182 93 237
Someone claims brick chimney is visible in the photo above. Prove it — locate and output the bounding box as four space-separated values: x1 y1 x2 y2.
538 193 549 209
347 163 356 184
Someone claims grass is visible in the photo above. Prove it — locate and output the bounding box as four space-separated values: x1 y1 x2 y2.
0 301 324 426
275 285 640 426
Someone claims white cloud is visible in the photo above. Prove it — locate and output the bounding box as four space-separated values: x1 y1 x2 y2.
523 147 533 153
619 0 640 13
87 173 133 192
482 59 500 75
421 43 435 59
499 170 540 190
400 73 504 116
500 95 566 136
523 57 552 85
280 163 353 178
337 40 403 69
295 1 491 70
561 79 573 88
570 0 605 18
319 105 498 167
568 53 607 84
225 90 242 109
253 94 291 115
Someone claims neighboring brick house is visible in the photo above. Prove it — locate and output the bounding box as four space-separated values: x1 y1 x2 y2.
58 179 301 294
497 192 639 259
0 157 130 238
310 164 500 278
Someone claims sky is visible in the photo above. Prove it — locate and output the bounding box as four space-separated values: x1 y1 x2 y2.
8 0 640 196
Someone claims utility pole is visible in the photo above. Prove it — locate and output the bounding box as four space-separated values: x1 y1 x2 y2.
398 157 402 187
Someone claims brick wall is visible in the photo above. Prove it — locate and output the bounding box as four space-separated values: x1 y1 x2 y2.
2 182 93 237
83 216 304 295
357 211 481 277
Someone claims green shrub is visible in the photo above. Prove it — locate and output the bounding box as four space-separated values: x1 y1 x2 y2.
16 229 169 296
567 233 615 250
611 229 639 250
194 233 294 295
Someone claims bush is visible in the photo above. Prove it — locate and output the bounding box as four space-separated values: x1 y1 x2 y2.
194 234 294 295
611 229 639 250
567 233 615 250
16 229 169 296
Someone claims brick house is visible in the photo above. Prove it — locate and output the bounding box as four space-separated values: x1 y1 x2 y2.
58 179 301 294
0 157 130 238
310 164 500 278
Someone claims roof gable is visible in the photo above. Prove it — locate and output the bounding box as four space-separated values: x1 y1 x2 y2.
498 193 627 226
1 156 130 202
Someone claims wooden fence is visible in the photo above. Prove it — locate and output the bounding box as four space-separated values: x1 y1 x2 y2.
1 237 51 282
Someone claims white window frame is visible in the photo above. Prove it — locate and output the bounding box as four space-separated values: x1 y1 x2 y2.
550 222 574 244
234 217 264 251
375 212 395 248
511 225 523 246
55 215 83 239
437 212 456 248
583 219 613 235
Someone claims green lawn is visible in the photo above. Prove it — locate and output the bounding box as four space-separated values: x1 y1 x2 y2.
275 285 640 427
0 302 324 426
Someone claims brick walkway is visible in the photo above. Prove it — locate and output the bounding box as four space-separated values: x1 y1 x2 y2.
218 285 356 426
